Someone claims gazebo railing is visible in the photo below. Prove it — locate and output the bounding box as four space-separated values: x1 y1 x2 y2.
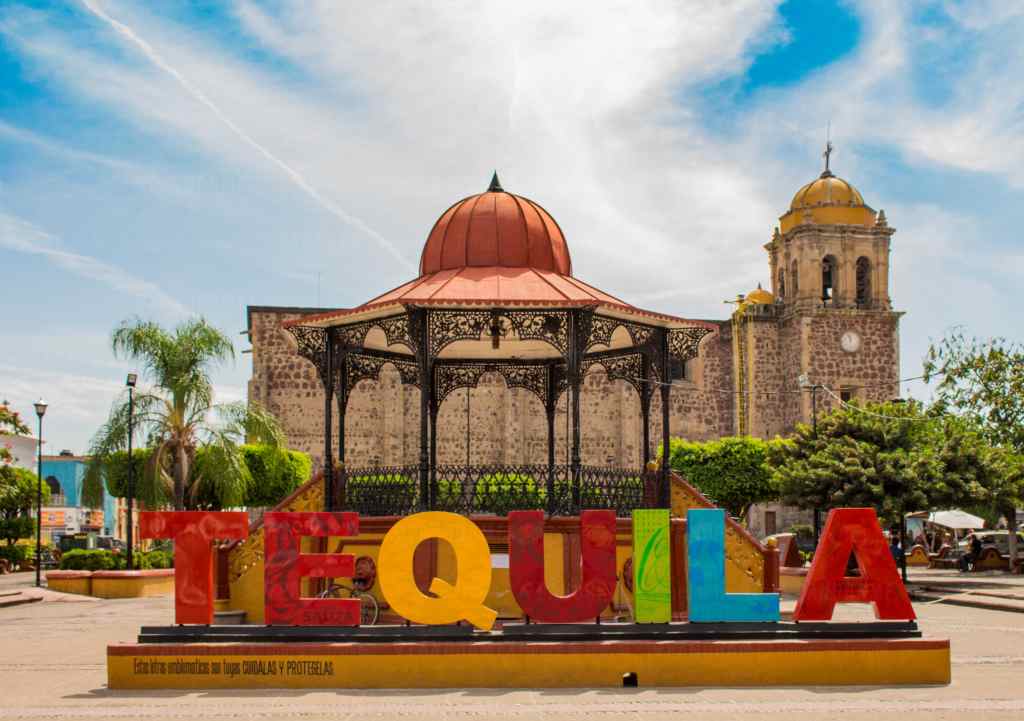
336 464 650 517
339 466 422 517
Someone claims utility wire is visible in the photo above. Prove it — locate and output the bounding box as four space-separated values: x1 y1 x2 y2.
818 385 940 423
626 370 942 397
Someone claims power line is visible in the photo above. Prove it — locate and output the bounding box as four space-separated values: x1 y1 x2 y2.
626 370 942 398
818 385 937 423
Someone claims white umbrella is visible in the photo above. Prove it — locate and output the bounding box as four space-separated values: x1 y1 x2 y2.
926 509 985 530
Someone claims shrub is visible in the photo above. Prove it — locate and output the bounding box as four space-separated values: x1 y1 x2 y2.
60 549 119 571
143 550 173 569
0 544 28 567
346 473 418 515
470 473 545 515
241 446 311 507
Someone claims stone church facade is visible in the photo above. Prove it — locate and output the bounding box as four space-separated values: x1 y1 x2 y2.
245 163 900 537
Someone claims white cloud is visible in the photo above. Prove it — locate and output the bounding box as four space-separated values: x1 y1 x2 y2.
0 211 190 318
79 0 412 273
0 365 124 454
0 0 1021 448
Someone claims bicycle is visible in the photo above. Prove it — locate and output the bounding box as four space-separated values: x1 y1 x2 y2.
317 579 380 626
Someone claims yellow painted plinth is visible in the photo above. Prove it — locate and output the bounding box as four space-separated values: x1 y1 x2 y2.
45 571 92 596
108 638 950 689
91 571 174 599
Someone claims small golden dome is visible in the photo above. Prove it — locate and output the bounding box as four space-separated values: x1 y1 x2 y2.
789 171 865 210
744 284 774 305
779 170 876 233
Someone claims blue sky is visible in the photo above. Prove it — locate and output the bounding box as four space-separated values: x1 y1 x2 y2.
1 0 1022 453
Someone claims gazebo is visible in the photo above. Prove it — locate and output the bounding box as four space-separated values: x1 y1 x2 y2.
283 174 716 517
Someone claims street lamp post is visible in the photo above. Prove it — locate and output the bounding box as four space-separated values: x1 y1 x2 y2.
33 398 48 588
798 375 822 545
125 373 137 570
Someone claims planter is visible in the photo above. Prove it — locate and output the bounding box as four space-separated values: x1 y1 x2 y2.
780 566 808 595
46 570 94 596
89 569 175 599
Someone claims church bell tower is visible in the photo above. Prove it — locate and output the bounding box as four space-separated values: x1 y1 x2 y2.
733 143 902 438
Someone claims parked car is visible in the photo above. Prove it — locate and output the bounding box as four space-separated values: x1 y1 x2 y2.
957 531 1024 557
96 536 125 552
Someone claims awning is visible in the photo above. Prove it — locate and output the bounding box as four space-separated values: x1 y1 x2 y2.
907 509 986 530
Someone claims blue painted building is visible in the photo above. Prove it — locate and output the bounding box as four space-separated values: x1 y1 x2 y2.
40 453 118 539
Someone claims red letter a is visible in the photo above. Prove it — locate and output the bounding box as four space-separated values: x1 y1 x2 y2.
794 508 915 621
140 511 249 625
509 510 617 622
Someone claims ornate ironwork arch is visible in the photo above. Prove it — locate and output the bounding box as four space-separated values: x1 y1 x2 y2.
333 313 417 353
345 353 420 393
667 326 714 362
427 309 569 358
434 362 549 407
581 351 644 395
285 326 330 387
585 315 657 352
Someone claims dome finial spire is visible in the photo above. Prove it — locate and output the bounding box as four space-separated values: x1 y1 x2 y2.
821 121 835 178
488 171 503 192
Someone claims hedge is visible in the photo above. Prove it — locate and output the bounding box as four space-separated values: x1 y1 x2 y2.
60 549 119 571
59 548 174 571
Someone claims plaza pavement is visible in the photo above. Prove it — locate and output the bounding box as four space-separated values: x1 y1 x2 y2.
2 570 1024 721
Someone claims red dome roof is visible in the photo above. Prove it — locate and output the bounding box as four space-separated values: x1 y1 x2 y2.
419 174 572 276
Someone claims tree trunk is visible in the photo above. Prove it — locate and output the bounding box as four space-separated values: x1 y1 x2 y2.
1007 507 1019 574
173 445 188 511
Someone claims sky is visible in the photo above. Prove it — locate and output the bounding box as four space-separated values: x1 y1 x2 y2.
1 0 1022 453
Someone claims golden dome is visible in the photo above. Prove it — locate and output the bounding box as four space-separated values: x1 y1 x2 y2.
779 170 875 233
743 284 774 305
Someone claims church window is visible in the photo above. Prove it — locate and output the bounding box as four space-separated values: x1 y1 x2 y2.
840 387 855 403
856 256 871 308
821 255 837 304
778 268 786 298
790 259 799 295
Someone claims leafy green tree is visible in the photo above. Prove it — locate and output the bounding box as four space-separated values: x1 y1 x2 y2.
771 400 997 527
83 318 285 510
925 331 1024 558
667 436 784 521
0 466 36 546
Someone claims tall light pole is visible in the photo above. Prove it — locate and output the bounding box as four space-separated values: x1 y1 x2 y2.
798 375 822 545
33 398 48 588
125 373 137 570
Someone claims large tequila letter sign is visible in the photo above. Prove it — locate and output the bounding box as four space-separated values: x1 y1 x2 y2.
142 507 911 627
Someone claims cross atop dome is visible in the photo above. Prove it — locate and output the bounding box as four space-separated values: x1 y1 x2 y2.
821 139 834 178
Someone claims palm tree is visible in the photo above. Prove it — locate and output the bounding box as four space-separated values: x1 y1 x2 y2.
83 318 284 510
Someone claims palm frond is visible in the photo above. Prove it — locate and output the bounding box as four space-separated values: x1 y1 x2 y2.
82 391 164 508
191 429 249 509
